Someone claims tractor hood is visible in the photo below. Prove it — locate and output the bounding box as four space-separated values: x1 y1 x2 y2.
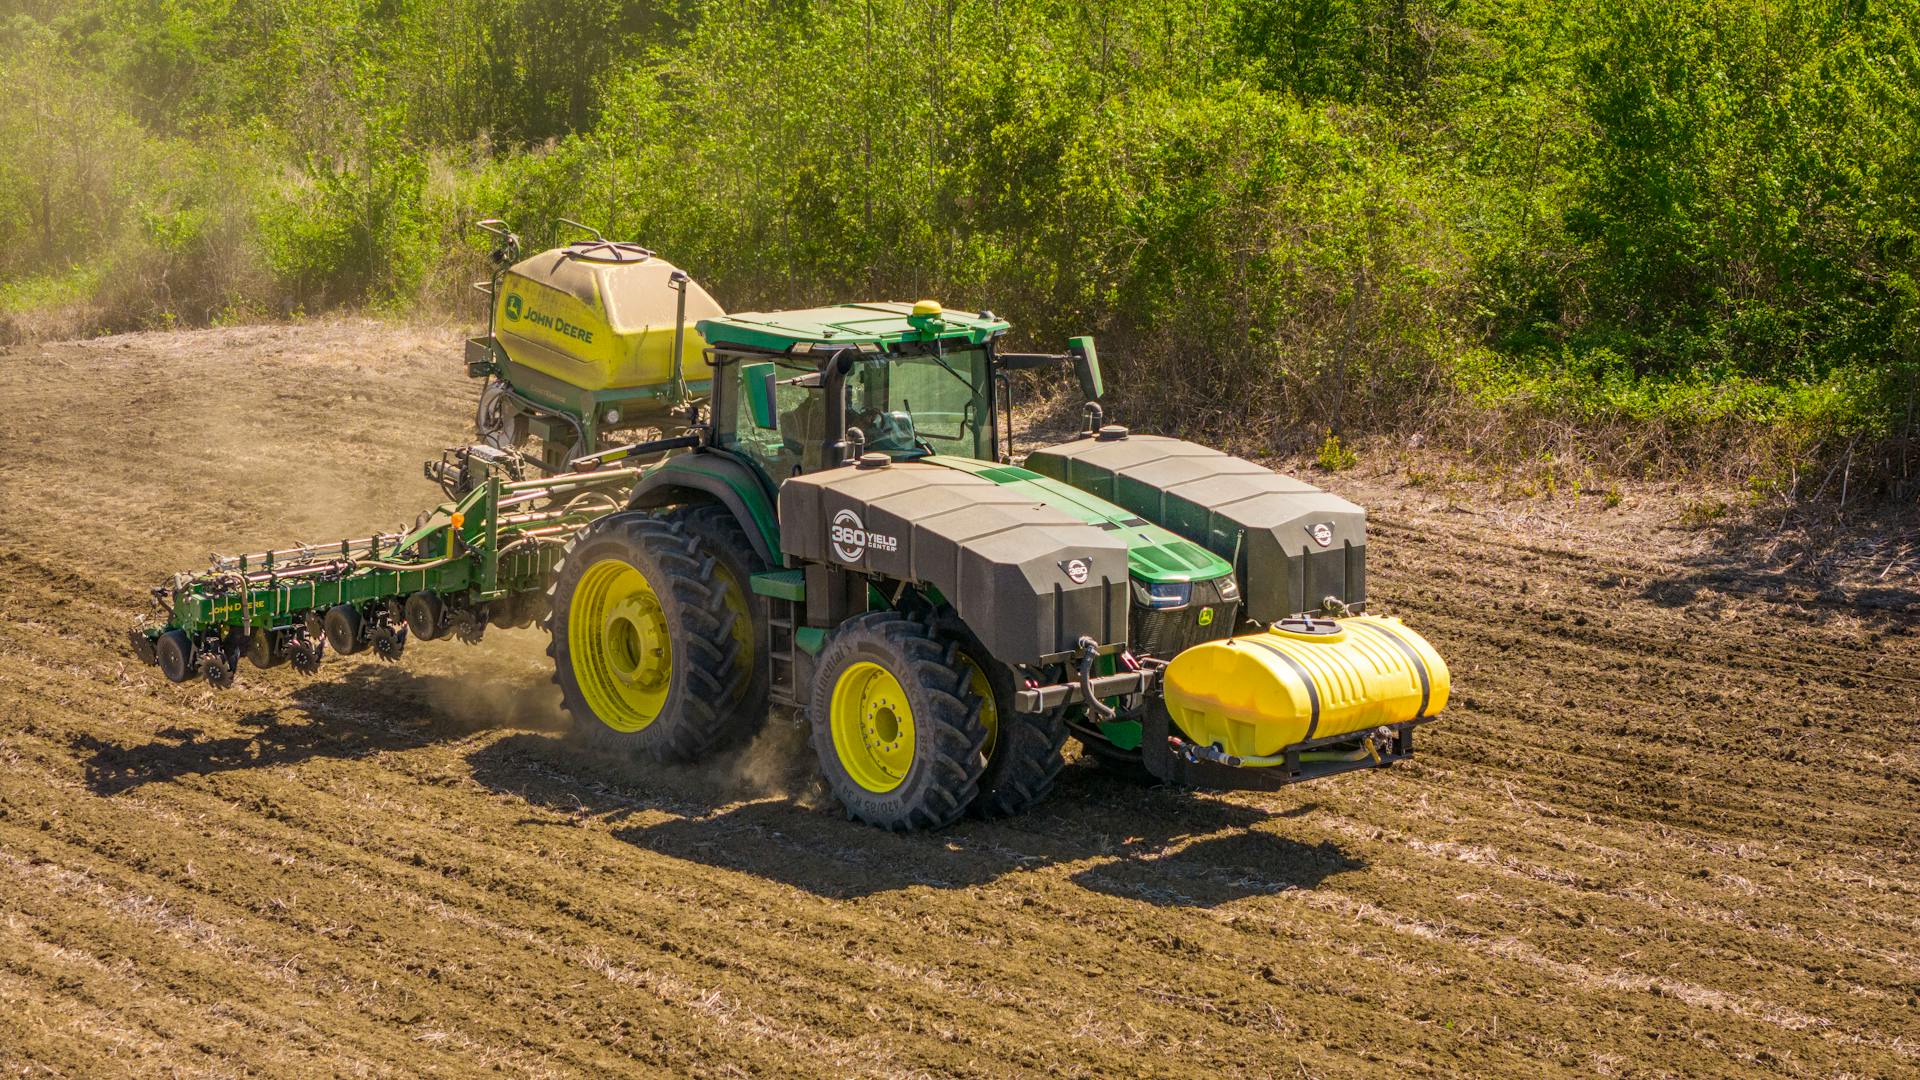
1023 432 1367 622
779 459 1130 664
921 457 1234 585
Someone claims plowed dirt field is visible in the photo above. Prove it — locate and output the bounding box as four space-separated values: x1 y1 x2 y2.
1 322 1916 1078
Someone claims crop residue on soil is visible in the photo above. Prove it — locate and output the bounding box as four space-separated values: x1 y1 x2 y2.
1 322 1916 1077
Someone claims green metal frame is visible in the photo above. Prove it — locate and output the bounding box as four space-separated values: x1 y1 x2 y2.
148 467 641 640
697 303 1008 354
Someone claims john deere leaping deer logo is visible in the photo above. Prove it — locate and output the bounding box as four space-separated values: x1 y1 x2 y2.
504 293 523 321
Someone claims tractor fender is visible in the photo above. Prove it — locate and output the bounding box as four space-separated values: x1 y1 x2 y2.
626 451 781 566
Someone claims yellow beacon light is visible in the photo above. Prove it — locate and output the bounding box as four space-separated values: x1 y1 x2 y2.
908 299 944 331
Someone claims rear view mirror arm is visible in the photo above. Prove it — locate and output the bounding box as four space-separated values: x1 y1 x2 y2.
995 351 1068 371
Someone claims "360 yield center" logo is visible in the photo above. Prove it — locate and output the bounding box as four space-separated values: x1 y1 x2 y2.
830 509 898 562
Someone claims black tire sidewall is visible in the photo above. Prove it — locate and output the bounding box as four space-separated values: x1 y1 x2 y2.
665 504 770 727
931 612 1068 819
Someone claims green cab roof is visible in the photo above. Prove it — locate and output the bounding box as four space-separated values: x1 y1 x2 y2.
698 302 1009 353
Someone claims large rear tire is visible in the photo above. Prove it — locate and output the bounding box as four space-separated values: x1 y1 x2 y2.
547 512 751 763
810 613 987 831
661 503 769 734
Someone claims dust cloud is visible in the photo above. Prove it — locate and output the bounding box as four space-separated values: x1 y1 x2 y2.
416 623 825 806
414 628 567 734
711 711 824 806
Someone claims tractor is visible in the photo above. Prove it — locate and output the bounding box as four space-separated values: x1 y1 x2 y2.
132 227 1449 830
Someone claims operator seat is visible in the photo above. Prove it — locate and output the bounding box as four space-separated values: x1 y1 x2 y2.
777 390 827 474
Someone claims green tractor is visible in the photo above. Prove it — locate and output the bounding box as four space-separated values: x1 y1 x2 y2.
134 230 1449 830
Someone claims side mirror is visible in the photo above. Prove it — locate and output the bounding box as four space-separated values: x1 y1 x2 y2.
742 362 778 429
1068 336 1103 401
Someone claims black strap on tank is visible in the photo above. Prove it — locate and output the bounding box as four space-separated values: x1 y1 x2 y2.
1242 638 1321 740
1352 621 1430 719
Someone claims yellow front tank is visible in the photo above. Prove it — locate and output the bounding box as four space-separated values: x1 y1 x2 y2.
494 245 726 392
1161 615 1448 758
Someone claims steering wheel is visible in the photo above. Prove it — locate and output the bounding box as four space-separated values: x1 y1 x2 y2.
861 410 920 453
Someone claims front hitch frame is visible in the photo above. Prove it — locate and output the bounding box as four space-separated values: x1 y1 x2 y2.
1137 697 1426 791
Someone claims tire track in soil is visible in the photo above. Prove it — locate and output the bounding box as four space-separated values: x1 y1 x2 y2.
1 323 1916 1077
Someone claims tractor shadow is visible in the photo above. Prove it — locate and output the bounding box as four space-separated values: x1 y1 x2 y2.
466 725 1364 907
76 659 561 796
80 655 1364 909
1062 822 1359 908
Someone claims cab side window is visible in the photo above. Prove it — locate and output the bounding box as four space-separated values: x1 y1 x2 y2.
726 359 820 483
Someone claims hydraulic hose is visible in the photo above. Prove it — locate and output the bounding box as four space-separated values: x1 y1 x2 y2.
1076 636 1118 721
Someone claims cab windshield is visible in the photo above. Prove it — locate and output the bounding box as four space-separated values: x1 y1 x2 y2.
845 347 992 460
724 345 996 486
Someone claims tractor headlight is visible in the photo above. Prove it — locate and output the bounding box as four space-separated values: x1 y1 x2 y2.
1132 580 1192 610
1216 575 1240 601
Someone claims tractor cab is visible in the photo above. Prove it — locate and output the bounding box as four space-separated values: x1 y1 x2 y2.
697 301 1012 488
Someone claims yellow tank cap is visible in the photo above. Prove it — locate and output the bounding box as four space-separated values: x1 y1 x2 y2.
1161 615 1449 759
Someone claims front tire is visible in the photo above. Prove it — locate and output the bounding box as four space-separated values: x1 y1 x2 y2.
548 512 750 762
951 643 1067 819
810 613 987 831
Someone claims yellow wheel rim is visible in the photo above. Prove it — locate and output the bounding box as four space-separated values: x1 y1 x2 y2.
829 661 916 793
569 558 672 732
960 654 998 762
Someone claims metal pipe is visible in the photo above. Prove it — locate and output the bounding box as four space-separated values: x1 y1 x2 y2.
494 533 571 559
495 507 588 527
499 466 642 493
356 551 465 574
820 347 856 468
566 433 700 470
214 533 404 571
668 270 690 405
495 484 628 513
560 491 620 515
226 561 354 585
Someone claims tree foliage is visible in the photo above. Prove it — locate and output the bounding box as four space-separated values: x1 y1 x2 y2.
1 0 1916 484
